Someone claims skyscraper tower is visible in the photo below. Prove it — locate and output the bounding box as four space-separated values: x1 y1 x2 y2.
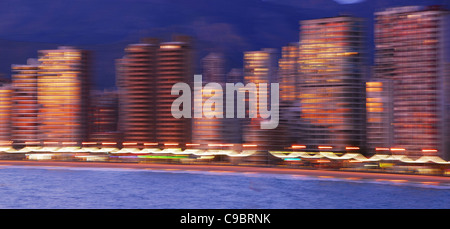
278 43 301 147
156 36 193 145
226 68 244 144
0 82 12 143
278 43 300 103
37 46 91 143
116 40 159 144
202 52 225 83
374 6 450 158
117 36 193 146
192 53 226 147
11 59 40 147
298 16 367 153
89 89 119 143
242 48 281 150
226 68 243 83
365 80 394 155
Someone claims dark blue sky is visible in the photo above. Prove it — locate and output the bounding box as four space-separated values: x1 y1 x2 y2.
0 0 448 89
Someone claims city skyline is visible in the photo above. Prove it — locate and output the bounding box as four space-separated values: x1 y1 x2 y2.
0 0 450 214
0 3 448 160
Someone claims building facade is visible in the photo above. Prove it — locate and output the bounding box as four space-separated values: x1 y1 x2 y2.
278 43 301 147
298 16 367 153
117 36 193 147
37 46 91 143
89 89 119 143
365 80 394 155
0 83 12 143
192 53 239 148
156 36 193 146
116 41 159 144
374 6 450 158
11 59 40 146
242 48 283 150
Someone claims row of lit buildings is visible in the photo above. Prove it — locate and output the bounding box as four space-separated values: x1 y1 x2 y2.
194 5 450 159
0 5 448 159
6 47 91 147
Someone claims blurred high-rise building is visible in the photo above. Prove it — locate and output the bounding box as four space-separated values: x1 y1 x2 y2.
278 43 300 102
202 52 225 83
226 68 243 83
192 53 224 147
117 36 193 146
89 89 119 143
244 48 278 85
278 43 301 146
193 53 238 147
11 59 40 146
226 68 243 144
374 6 450 158
0 82 12 142
242 48 282 150
116 40 159 144
37 46 91 143
365 80 394 155
298 16 367 153
156 36 193 145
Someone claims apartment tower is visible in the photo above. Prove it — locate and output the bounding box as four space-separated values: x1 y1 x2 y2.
298 16 367 153
374 6 450 158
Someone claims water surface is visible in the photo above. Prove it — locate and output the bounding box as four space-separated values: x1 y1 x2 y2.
0 166 448 209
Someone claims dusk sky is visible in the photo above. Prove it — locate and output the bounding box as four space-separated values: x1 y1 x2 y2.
0 0 448 89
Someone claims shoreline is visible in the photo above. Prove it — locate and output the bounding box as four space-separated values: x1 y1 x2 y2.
1 159 450 185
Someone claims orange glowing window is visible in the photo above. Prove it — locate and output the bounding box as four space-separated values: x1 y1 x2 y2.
144 143 159 146
390 148 405 151
160 45 181 49
366 87 382 92
367 107 384 112
366 82 382 87
366 97 382 102
366 103 383 107
243 144 257 147
422 149 437 153
164 143 179 146
186 143 200 146
368 118 382 123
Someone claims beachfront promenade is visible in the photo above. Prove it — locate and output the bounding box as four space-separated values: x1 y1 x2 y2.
1 159 450 185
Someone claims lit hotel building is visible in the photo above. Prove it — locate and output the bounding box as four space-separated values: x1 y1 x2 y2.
298 16 367 153
192 53 232 147
201 52 225 83
11 59 40 146
374 6 450 158
278 43 301 146
89 89 119 143
156 36 193 146
226 68 244 144
37 46 91 143
365 80 393 155
226 68 243 83
0 83 12 142
278 43 300 103
116 40 158 144
242 48 282 150
117 36 193 146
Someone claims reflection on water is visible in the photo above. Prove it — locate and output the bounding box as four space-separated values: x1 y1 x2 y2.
0 166 448 209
